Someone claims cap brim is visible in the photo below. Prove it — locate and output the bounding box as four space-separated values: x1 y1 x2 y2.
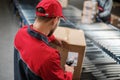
61 16 66 21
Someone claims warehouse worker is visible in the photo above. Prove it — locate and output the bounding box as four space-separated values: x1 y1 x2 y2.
93 0 113 23
14 0 74 80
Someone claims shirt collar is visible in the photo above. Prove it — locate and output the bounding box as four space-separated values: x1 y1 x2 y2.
27 25 49 45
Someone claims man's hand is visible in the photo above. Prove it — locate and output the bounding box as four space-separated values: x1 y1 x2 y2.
54 38 67 47
65 65 74 74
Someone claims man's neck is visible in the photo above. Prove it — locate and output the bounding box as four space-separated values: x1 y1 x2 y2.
33 22 50 36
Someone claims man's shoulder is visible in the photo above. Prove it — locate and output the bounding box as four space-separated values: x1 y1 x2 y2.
15 25 28 36
19 25 28 31
39 43 59 55
35 42 60 60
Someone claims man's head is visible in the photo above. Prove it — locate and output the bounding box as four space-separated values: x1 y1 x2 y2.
33 0 64 37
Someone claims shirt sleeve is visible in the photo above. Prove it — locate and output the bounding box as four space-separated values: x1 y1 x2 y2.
39 51 73 80
48 35 56 42
99 0 113 18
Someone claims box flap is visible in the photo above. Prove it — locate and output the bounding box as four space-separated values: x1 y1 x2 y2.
54 26 86 47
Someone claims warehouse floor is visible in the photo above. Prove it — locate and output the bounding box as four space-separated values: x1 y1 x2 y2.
0 0 19 80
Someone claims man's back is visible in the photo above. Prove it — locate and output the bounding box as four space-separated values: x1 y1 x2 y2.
14 26 59 80
14 26 73 80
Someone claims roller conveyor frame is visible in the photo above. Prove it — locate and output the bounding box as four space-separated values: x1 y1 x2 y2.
62 5 120 64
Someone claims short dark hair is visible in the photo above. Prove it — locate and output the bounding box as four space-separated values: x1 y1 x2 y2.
36 7 55 22
36 16 55 22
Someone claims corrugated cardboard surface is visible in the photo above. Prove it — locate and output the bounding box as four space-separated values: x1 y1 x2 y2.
51 27 86 80
111 15 120 28
81 1 98 24
81 16 93 24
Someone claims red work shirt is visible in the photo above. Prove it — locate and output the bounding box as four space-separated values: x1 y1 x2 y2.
14 25 73 80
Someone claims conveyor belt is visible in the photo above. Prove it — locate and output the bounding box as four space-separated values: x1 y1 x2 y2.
13 1 120 80
62 5 120 79
78 24 120 63
81 39 120 80
62 5 120 64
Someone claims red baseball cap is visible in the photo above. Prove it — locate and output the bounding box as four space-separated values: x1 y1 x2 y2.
36 0 65 19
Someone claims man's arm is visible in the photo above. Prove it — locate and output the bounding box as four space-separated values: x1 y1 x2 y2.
99 0 113 18
48 35 64 46
40 51 74 80
48 35 56 42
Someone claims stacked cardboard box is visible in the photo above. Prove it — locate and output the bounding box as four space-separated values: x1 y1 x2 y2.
51 27 86 80
81 1 98 24
111 14 120 28
58 0 68 8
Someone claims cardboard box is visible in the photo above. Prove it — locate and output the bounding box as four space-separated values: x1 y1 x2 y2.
81 1 98 24
58 0 68 8
51 27 86 80
81 15 94 24
82 1 92 15
83 1 98 15
111 14 120 28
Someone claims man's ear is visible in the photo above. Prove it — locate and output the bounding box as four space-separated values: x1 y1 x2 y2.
53 17 59 25
49 17 59 28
